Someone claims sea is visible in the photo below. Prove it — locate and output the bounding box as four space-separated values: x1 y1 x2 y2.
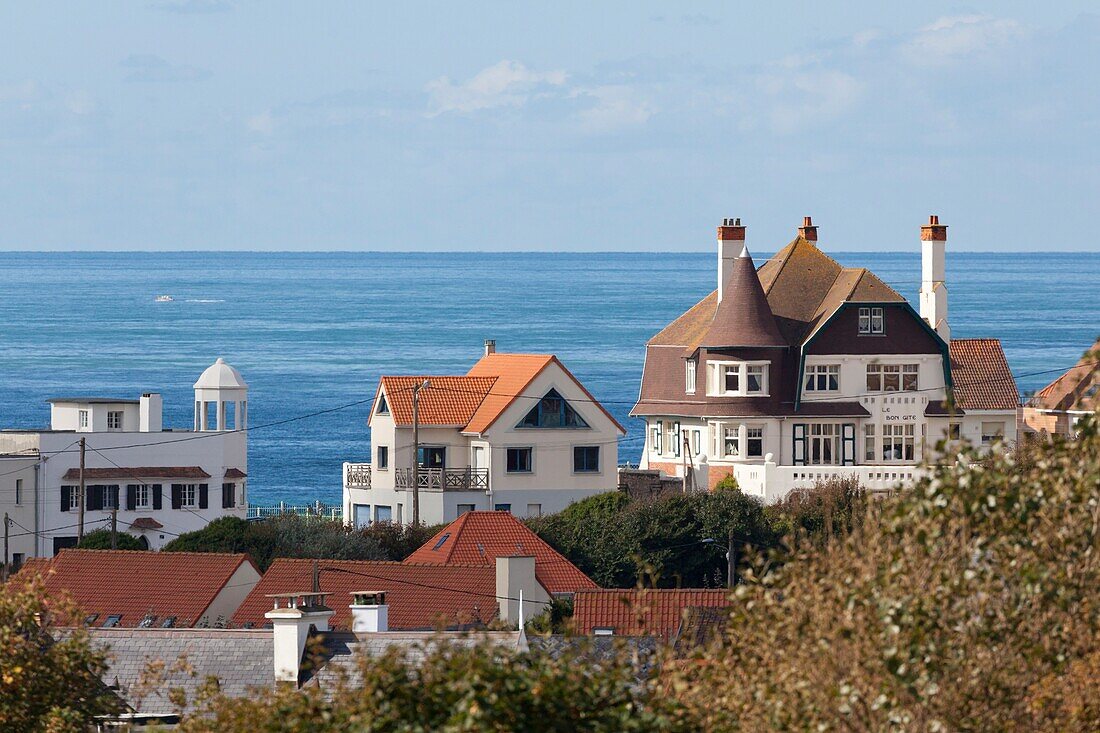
1 251 1097 506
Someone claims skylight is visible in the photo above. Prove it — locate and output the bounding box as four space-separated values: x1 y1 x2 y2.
102 615 122 628
138 613 157 628
432 533 451 550
160 616 177 628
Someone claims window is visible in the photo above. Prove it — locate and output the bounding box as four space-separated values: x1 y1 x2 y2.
495 503 512 512
666 422 677 457
947 423 962 441
527 503 542 518
15 478 22 505
593 628 614 636
692 429 702 455
981 422 1005 445
883 424 915 461
375 505 392 522
859 307 885 335
517 389 589 428
64 486 79 511
376 445 389 469
685 359 697 394
864 424 876 461
417 446 446 468
220 482 234 509
809 424 842 465
102 615 122 628
135 484 150 509
432 533 451 550
866 364 919 392
506 447 533 473
708 362 770 397
181 484 197 508
746 427 764 458
723 427 739 458
902 365 919 391
107 411 123 431
805 365 840 392
573 446 600 473
11 553 23 572
376 393 389 415
99 485 119 510
79 410 89 429
457 504 475 516
655 420 663 454
650 425 660 452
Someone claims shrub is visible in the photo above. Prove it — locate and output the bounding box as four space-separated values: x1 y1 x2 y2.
76 528 147 551
765 474 868 543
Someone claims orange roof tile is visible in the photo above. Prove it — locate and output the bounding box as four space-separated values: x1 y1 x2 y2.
17 549 256 628
376 376 497 426
405 511 597 595
1031 337 1100 411
949 338 1020 411
572 588 732 639
231 559 500 630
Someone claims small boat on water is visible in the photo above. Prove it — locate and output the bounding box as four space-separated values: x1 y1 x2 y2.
154 295 174 302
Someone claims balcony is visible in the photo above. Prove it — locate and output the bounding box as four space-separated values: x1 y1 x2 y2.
394 467 489 492
344 462 372 489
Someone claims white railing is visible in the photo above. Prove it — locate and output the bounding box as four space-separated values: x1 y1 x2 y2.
728 461 922 504
344 462 372 489
247 502 342 521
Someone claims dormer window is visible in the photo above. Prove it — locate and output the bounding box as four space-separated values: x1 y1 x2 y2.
685 359 697 394
517 389 589 429
376 394 389 415
707 361 769 397
859 307 885 335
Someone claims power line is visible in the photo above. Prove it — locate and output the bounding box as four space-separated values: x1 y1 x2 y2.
319 565 552 608
5 517 110 539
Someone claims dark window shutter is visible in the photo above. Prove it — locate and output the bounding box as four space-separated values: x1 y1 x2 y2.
61 486 71 512
793 424 807 466
198 483 209 509
110 485 120 510
87 486 102 512
153 484 163 510
126 485 137 511
171 484 183 510
222 482 235 508
656 420 663 453
673 422 681 457
842 424 856 466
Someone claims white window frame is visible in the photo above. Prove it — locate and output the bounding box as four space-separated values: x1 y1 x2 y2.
685 358 697 394
808 423 843 466
745 426 764 458
866 363 920 393
706 361 770 397
181 484 198 508
692 429 702 456
650 426 660 452
376 445 389 470
67 486 80 511
134 484 150 510
107 411 123 431
79 410 89 429
981 421 1005 445
864 424 876 461
804 364 840 392
859 307 885 335
722 426 739 458
526 503 542 518
882 423 916 462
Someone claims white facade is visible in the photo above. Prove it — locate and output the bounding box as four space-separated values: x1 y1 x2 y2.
0 359 249 557
343 355 625 526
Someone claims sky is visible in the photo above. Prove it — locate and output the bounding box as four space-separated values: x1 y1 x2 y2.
1 2 1098 252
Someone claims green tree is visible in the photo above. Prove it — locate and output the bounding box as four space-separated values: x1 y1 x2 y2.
0 576 120 731
75 527 147 551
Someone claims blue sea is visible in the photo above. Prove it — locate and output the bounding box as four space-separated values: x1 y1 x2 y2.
1 251 1097 505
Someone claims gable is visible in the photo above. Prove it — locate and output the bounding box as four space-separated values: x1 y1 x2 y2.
805 303 944 356
516 388 590 428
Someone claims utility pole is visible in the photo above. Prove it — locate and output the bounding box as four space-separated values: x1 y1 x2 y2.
727 529 736 589
2 512 9 583
78 437 86 542
110 492 118 550
411 379 430 526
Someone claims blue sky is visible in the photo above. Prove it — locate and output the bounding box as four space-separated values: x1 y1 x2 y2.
1 2 1098 251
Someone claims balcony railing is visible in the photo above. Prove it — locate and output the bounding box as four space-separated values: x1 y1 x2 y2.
394 467 489 492
344 462 372 489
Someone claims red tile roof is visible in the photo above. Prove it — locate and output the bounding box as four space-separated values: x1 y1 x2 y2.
16 549 257 628
572 589 732 639
1031 337 1100 411
60 466 212 481
376 376 498 426
232 559 500 630
405 511 596 595
949 338 1020 411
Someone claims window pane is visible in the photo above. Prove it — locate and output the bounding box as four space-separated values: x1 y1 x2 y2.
724 367 739 392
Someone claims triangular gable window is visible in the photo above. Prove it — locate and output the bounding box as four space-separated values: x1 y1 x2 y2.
517 389 589 429
376 393 389 415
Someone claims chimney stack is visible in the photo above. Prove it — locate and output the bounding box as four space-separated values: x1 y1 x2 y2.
495 555 548 626
798 216 818 242
919 215 950 341
264 592 334 686
717 217 746 302
484 339 496 356
349 591 388 633
139 393 162 433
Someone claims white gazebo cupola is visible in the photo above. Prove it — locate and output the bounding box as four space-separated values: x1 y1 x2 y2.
193 357 249 432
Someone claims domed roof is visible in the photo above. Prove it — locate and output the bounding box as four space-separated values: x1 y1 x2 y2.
193 358 248 390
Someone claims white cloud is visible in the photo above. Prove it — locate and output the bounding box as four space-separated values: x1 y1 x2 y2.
426 60 566 115
120 54 211 82
247 110 274 134
903 15 1024 66
65 90 95 115
572 85 654 133
755 67 863 135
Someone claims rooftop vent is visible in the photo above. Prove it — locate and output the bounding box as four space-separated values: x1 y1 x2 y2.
102 615 122 628
138 613 157 628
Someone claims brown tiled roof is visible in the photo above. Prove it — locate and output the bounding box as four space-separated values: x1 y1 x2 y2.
1031 337 1100 411
18 549 256 628
232 559 500 631
376 376 497 426
573 589 732 639
60 466 211 481
631 400 870 419
405 511 596 595
949 338 1020 410
224 468 247 479
129 517 164 530
696 252 785 350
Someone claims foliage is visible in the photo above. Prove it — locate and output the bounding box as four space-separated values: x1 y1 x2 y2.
712 474 739 493
529 490 777 588
765 474 868 544
163 515 443 571
0 576 120 732
525 596 575 635
179 638 695 732
75 527 146 551
673 416 1100 732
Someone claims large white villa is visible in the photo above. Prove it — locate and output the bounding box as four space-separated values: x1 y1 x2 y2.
342 343 625 526
632 216 1020 503
0 358 249 559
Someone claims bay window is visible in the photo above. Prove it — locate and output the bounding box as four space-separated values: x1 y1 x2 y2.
707 361 770 397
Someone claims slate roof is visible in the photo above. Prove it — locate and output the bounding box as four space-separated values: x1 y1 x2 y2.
232 559 502 631
61 466 212 481
404 511 597 595
695 251 786 350
1031 337 1100 411
224 467 247 479
572 589 732 639
948 338 1020 411
74 628 273 716
19 549 256 628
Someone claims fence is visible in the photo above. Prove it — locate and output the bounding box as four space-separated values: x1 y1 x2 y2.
247 501 343 522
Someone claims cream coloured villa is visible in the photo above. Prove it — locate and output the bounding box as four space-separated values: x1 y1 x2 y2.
632 216 1019 502
342 344 625 526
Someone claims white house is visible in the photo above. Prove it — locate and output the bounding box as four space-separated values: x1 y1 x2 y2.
0 358 249 557
632 216 1020 503
343 343 625 526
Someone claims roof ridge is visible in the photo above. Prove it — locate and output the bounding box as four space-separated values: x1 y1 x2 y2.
61 548 247 559
760 236 802 296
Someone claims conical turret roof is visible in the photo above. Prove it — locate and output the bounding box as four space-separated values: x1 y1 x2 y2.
698 249 786 349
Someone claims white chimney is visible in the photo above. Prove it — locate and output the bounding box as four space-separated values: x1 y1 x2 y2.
264 592 334 685
139 393 162 433
919 215 950 341
484 339 496 356
495 555 547 626
717 218 746 302
349 591 388 633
